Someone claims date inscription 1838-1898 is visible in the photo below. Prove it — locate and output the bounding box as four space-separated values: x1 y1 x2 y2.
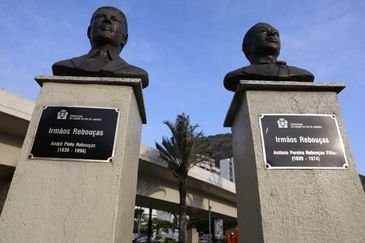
30 106 119 162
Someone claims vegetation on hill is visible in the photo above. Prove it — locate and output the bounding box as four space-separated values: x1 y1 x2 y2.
205 133 232 166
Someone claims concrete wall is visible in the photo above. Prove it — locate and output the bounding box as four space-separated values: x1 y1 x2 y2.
187 227 199 243
0 88 33 169
0 169 13 215
0 132 24 168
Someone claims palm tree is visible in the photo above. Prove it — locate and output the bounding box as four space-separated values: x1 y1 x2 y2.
155 113 209 243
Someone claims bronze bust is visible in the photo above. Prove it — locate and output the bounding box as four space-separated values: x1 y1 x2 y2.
224 22 314 91
52 6 149 88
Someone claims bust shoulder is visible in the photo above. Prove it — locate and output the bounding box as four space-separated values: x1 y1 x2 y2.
99 58 148 88
52 55 149 88
223 63 314 91
52 55 88 75
286 65 314 81
223 66 261 91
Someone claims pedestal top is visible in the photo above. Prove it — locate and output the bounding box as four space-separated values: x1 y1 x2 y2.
224 80 346 127
35 75 146 124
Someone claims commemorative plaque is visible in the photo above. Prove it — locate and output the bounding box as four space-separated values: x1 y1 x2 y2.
30 106 119 162
259 114 348 169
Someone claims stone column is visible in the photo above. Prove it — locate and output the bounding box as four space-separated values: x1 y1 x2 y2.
187 226 199 243
0 76 146 243
224 80 365 243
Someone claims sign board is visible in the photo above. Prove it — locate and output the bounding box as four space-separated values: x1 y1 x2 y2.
30 106 119 162
259 114 348 169
214 219 224 240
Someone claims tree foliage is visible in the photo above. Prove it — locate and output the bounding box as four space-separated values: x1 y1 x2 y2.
188 217 209 232
156 113 210 180
155 113 210 243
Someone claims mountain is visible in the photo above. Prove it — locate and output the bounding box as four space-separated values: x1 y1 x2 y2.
205 133 232 167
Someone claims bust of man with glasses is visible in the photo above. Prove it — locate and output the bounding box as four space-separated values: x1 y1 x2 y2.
224 22 314 92
52 6 148 88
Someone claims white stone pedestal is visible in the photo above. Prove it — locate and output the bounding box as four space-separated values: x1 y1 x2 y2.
0 76 146 243
224 80 365 243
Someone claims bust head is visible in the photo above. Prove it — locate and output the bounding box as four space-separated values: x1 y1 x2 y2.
87 6 128 53
52 6 148 88
223 22 314 91
242 23 280 64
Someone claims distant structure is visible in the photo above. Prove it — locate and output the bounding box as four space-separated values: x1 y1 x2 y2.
52 6 149 88
219 158 235 183
195 156 235 182
224 22 314 91
195 156 220 175
156 210 175 222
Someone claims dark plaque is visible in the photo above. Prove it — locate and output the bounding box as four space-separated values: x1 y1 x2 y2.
259 114 348 169
30 106 119 162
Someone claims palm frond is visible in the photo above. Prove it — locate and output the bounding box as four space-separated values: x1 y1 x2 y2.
156 113 211 179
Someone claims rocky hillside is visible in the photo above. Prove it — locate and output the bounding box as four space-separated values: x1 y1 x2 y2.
205 133 232 167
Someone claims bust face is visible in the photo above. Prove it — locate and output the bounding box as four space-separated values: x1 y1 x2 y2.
245 23 280 61
88 7 127 49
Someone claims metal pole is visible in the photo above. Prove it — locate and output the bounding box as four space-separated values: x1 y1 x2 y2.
147 207 152 243
137 216 141 235
208 160 213 243
208 198 212 243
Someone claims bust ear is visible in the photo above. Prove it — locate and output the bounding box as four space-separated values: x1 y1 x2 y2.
123 34 128 44
121 33 128 46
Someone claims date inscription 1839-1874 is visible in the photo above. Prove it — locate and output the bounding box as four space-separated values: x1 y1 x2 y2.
259 114 348 169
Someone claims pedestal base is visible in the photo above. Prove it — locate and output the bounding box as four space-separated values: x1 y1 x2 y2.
0 76 145 243
225 80 365 242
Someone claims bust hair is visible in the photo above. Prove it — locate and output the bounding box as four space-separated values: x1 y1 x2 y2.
88 6 128 49
242 22 273 62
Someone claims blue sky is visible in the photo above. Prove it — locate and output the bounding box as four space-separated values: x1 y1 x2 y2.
0 0 364 175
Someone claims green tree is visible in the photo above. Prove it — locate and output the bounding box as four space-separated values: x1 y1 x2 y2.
134 207 145 234
155 113 209 243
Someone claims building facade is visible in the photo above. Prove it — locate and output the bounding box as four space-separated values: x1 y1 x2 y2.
219 158 235 183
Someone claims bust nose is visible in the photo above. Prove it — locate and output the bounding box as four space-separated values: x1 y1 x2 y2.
102 15 112 24
267 30 275 36
267 29 278 37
